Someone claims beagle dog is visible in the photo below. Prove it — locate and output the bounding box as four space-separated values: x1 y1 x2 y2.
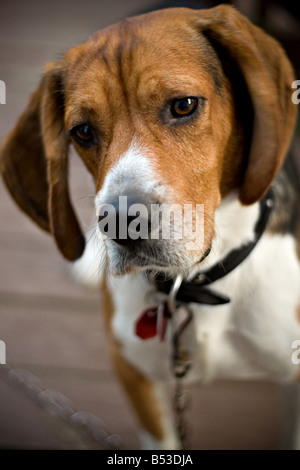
1 5 300 449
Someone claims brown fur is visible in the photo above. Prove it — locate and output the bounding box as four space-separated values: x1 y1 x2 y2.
110 340 166 441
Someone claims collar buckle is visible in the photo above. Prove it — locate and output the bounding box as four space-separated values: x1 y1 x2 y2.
167 274 183 314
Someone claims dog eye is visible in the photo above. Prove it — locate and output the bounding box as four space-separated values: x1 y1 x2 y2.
69 123 97 148
171 98 198 118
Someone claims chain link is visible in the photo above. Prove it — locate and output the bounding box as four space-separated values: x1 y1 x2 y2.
173 374 191 450
168 274 193 450
171 315 193 450
1 364 123 450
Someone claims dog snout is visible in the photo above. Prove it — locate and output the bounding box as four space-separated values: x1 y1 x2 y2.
98 193 157 246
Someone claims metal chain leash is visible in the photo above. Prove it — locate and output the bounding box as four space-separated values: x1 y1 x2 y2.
168 274 193 450
172 371 191 450
0 363 123 450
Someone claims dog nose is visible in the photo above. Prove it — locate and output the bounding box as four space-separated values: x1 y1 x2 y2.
98 194 155 246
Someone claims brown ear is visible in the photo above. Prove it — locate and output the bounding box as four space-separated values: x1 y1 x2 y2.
0 63 85 260
197 5 297 204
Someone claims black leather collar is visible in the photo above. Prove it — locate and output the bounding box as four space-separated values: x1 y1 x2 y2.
154 190 274 306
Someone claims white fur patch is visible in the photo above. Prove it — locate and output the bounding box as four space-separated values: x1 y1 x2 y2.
198 191 260 271
139 383 180 450
70 226 106 289
95 138 166 206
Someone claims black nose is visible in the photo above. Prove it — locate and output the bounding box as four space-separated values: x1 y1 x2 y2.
98 194 156 246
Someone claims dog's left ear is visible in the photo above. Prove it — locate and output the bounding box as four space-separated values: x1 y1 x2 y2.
0 62 85 260
197 5 298 204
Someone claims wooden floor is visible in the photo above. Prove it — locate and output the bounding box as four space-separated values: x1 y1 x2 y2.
0 0 299 449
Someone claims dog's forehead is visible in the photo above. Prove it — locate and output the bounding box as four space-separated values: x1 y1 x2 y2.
65 8 220 91
88 7 203 49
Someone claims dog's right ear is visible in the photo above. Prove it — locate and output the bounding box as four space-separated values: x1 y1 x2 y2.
0 71 50 232
0 62 85 261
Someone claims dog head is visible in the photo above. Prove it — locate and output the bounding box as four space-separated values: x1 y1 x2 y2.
0 5 297 275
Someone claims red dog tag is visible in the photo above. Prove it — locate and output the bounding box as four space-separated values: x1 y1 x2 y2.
135 302 171 341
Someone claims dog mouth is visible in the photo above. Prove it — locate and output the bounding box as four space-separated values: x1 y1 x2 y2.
105 238 212 277
106 241 177 276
